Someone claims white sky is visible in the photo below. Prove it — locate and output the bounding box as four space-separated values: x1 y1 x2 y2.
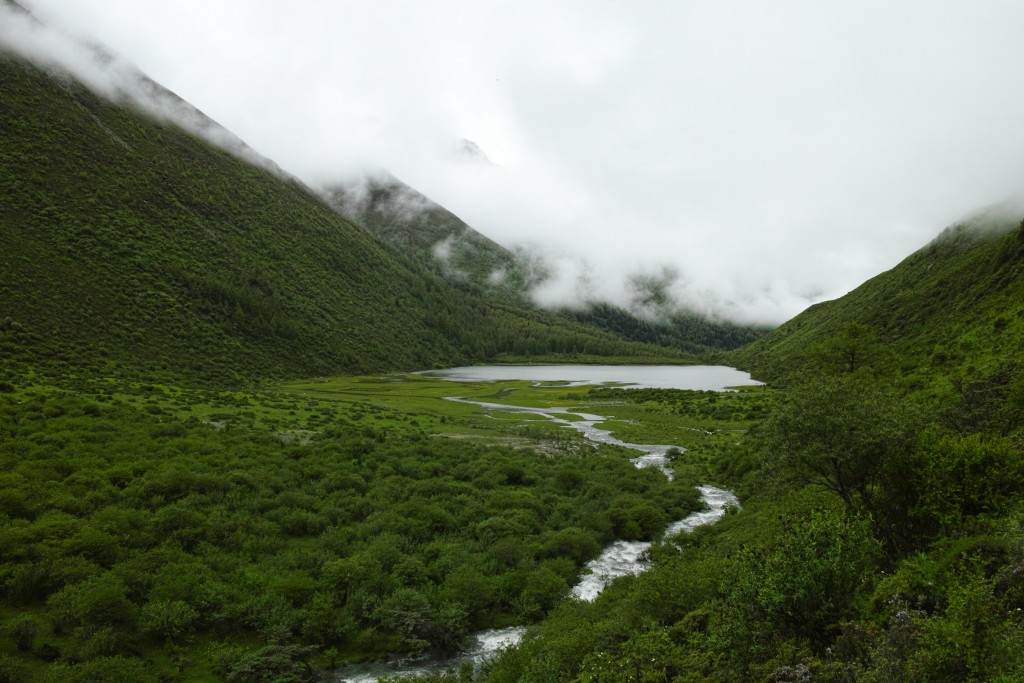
13 0 1024 324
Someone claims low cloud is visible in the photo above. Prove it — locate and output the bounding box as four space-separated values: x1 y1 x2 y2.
0 2 283 176
16 0 1024 324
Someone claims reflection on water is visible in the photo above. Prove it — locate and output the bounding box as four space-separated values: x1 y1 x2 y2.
419 364 762 391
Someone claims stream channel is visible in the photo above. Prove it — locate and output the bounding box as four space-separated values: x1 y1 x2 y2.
331 366 750 682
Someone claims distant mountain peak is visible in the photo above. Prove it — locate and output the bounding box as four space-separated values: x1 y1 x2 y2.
454 138 494 165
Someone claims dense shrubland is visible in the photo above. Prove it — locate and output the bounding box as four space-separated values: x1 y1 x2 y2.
0 385 702 681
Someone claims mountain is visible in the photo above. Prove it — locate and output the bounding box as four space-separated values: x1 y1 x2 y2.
324 175 769 353
321 174 532 298
731 207 1024 389
0 47 685 387
564 302 769 355
0 0 286 179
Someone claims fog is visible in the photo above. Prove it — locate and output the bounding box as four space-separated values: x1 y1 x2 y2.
11 0 1024 323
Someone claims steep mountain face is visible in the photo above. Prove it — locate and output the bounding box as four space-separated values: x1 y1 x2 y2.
0 54 451 382
321 174 532 298
731 208 1024 390
0 0 286 178
0 52 682 385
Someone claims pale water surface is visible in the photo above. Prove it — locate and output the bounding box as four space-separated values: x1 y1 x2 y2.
419 364 761 390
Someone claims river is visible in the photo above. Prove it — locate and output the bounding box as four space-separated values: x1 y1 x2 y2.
331 366 746 682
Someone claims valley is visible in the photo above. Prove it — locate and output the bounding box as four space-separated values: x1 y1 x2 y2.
3 5 1024 680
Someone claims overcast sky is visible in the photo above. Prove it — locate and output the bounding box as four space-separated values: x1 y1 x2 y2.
14 0 1024 324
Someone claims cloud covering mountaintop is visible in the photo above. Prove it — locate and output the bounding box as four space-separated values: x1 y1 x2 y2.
12 0 1024 323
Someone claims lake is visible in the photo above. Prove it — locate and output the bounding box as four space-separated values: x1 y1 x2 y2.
418 364 762 390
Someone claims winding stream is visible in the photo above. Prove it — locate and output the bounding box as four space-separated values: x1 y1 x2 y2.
443 397 680 476
572 484 737 601
332 388 740 682
333 626 527 683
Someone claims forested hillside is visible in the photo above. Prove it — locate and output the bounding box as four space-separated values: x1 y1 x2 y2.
732 209 1024 389
0 53 686 387
566 302 768 354
322 175 530 299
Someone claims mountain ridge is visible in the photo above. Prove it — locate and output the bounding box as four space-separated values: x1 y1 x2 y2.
320 173 530 298
324 173 770 353
729 206 1024 394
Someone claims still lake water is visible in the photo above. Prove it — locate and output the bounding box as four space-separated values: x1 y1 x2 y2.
418 364 762 391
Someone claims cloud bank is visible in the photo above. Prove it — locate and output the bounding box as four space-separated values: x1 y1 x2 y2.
15 0 1024 324
0 1 284 175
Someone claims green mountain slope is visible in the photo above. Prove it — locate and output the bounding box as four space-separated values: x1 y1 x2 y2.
0 53 685 385
324 175 768 353
731 209 1024 388
565 302 769 354
322 174 530 297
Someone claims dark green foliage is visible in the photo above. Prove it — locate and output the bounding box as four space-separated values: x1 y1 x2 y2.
566 301 770 354
864 544 1024 682
586 385 774 423
913 429 1024 534
721 508 880 652
7 614 40 652
941 361 1024 435
0 389 695 678
37 656 160 683
217 644 316 683
758 377 921 516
